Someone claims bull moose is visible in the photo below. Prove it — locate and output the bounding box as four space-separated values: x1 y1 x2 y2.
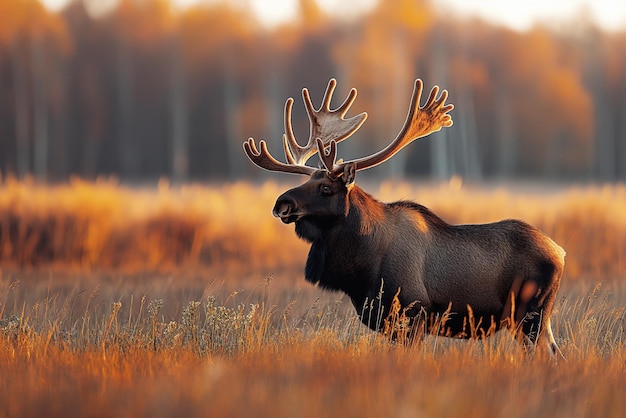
243 78 565 356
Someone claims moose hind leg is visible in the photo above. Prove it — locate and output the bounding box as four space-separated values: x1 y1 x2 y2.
519 280 561 358
520 311 561 359
542 317 563 358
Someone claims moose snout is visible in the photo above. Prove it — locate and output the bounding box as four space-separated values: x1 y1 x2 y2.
273 196 299 223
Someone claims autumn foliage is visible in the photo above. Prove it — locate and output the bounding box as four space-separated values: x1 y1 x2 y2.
1 0 625 181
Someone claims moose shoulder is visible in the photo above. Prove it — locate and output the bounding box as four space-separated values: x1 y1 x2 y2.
244 78 565 356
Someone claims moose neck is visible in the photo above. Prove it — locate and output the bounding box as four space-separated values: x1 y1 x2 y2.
303 185 386 296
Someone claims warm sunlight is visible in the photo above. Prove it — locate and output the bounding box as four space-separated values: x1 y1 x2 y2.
437 0 626 31
39 0 626 30
38 0 68 11
41 0 119 17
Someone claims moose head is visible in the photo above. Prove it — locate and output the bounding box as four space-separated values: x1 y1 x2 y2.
243 79 453 240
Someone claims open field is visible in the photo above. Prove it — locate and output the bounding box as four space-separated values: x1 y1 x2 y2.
1 177 625 417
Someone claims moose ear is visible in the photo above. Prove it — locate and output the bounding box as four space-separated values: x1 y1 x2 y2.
341 162 356 186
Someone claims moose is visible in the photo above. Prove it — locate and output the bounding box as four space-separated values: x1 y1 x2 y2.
243 78 565 356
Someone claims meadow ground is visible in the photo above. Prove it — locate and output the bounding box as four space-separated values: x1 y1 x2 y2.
0 176 625 417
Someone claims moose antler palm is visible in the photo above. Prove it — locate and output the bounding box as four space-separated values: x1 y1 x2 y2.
243 78 454 176
243 78 367 175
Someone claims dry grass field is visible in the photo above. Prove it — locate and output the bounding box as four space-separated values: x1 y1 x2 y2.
1 175 625 418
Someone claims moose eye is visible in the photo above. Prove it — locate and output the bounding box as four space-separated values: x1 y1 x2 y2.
320 184 332 195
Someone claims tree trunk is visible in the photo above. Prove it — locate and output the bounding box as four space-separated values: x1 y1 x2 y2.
494 83 516 178
619 85 626 181
457 84 482 180
429 27 450 180
388 26 409 178
31 34 48 180
170 36 188 182
455 27 482 181
592 79 616 181
265 68 282 164
222 49 242 180
12 37 30 176
116 35 135 178
587 35 615 181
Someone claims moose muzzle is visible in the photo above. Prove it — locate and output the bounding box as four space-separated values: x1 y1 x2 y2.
273 196 300 224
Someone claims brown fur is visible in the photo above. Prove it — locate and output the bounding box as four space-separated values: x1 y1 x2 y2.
273 167 565 357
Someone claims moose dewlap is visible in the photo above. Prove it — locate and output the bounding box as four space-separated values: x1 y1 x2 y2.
243 78 565 356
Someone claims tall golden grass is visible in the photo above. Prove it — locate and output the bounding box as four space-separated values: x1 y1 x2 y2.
1 275 624 418
0 176 309 272
1 176 625 417
1 175 625 280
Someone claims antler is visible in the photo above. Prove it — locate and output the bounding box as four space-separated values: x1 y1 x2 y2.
243 138 315 175
243 79 368 175
320 79 454 173
283 79 368 164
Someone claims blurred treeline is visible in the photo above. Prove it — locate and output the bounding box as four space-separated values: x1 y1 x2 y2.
0 0 625 182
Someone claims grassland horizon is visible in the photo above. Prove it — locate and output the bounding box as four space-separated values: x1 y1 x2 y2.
1 175 625 279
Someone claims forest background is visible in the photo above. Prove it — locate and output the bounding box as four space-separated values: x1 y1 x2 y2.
1 0 625 183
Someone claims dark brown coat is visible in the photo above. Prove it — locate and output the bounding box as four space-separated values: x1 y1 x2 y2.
274 168 565 353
